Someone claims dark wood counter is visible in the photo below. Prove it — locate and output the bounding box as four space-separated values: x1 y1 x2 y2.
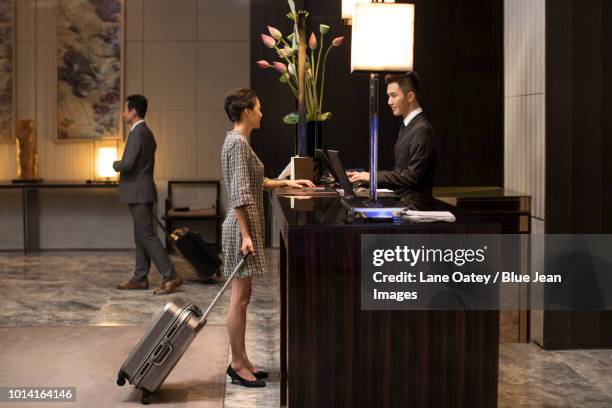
434 187 532 343
271 192 501 407
0 180 119 189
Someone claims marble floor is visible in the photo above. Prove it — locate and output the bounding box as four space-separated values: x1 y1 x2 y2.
0 250 280 408
1 250 611 407
0 325 229 407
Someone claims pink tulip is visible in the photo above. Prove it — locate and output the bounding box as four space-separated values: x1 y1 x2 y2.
256 60 270 69
272 62 287 73
261 34 276 48
267 25 283 40
332 36 345 47
308 33 317 50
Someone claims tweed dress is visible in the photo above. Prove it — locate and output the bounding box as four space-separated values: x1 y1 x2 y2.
221 130 268 278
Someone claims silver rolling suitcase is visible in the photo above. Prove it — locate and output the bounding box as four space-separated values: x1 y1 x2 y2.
116 254 248 405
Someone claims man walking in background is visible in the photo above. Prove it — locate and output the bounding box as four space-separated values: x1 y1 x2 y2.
114 94 183 295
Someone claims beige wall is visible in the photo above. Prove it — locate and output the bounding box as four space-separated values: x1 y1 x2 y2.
0 0 250 249
504 0 545 232
505 0 546 345
125 0 250 186
1 0 249 187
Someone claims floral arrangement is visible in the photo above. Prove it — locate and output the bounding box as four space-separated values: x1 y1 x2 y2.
256 0 344 124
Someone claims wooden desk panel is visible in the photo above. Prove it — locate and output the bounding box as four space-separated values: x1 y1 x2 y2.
435 187 532 343
272 192 500 407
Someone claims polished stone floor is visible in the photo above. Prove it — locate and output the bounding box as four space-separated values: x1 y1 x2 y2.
1 250 611 407
0 250 280 408
0 325 229 407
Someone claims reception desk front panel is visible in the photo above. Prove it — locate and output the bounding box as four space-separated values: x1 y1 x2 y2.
271 192 501 408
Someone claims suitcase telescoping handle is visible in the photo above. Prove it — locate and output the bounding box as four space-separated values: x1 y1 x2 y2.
197 253 249 329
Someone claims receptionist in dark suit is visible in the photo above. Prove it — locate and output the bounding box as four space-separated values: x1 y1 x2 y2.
348 72 437 195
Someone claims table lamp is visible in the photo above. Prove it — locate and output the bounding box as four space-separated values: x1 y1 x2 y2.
350 1 414 203
95 141 118 182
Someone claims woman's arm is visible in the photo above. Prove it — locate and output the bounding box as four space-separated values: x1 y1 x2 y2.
235 206 254 256
263 178 315 190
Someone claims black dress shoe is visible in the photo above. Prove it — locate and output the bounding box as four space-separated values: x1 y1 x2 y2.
252 369 269 380
227 365 266 387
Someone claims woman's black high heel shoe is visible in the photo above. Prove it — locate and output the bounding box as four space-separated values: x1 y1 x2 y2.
227 365 266 387
252 369 269 380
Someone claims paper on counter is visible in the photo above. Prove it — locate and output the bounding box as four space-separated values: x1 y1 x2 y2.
394 209 456 223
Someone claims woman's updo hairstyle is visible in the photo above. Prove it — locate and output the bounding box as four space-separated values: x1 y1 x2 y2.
224 88 258 122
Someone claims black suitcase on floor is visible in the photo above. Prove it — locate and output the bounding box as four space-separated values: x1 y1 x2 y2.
170 227 221 281
153 216 221 282
117 254 248 405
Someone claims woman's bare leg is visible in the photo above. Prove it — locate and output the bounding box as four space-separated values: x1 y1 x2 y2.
226 276 255 380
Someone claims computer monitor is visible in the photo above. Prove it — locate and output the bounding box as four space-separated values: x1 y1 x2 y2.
325 149 355 198
315 148 336 178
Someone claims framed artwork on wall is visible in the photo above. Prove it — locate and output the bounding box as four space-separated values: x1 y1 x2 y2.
0 0 15 142
56 0 124 141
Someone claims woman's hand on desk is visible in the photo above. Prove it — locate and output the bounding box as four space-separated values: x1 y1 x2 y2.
263 179 315 189
283 179 315 189
241 235 255 256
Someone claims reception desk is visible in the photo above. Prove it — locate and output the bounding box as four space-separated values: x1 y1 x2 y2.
271 191 501 407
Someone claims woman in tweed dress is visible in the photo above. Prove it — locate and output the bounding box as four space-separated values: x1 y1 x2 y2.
221 88 314 387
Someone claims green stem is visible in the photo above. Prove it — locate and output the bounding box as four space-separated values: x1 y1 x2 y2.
303 54 311 116
315 33 324 93
304 75 313 118
286 77 298 99
281 38 293 50
318 45 334 114
308 51 319 115
308 77 316 116
310 48 315 81
311 74 319 116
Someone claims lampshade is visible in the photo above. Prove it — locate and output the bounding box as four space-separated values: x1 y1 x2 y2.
96 146 118 179
342 0 395 23
351 3 414 73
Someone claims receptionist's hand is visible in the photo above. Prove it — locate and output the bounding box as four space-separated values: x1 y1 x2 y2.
347 171 370 183
284 179 315 189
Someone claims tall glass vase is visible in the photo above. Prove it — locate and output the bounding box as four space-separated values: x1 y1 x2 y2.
306 120 325 157
291 120 326 182
307 120 325 183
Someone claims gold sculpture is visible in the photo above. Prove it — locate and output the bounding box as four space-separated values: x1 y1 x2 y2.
15 119 40 181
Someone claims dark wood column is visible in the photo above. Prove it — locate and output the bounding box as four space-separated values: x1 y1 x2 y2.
543 0 612 349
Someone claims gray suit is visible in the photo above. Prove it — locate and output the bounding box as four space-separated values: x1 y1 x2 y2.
113 122 175 282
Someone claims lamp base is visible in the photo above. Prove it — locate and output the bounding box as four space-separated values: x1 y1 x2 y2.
363 199 383 208
368 73 380 203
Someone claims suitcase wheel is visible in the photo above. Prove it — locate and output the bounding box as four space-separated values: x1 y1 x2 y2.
141 389 152 405
116 370 127 386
